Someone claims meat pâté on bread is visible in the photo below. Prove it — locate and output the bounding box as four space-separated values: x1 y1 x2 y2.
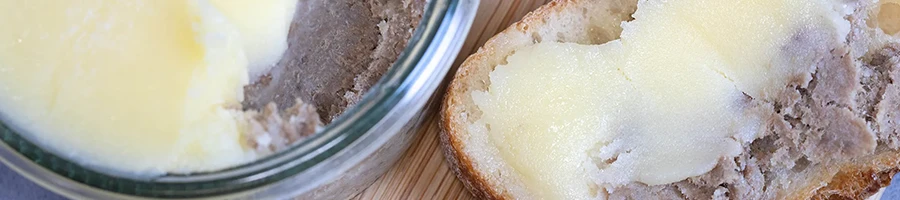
441 0 900 199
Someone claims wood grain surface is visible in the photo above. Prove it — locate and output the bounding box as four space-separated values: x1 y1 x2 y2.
353 1 551 199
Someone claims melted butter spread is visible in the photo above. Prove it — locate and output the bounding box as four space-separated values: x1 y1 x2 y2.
471 0 849 199
0 0 296 175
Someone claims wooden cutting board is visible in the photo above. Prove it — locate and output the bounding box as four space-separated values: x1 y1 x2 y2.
353 1 551 199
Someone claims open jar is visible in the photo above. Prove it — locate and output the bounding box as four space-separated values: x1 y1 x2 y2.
0 0 478 199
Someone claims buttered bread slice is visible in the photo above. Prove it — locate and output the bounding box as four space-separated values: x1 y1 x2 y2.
442 0 900 199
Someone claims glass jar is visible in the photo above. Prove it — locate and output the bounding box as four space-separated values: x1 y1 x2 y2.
0 0 478 199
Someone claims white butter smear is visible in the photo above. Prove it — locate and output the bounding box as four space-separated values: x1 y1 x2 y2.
471 0 850 199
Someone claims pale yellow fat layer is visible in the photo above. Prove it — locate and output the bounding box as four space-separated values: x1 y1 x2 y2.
0 0 295 175
472 0 846 199
210 0 298 78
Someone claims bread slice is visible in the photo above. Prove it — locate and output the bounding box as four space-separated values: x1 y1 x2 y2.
442 0 637 198
441 0 900 199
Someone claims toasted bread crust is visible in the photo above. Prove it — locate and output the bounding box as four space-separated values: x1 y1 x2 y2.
439 106 507 199
440 0 900 199
806 151 900 199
